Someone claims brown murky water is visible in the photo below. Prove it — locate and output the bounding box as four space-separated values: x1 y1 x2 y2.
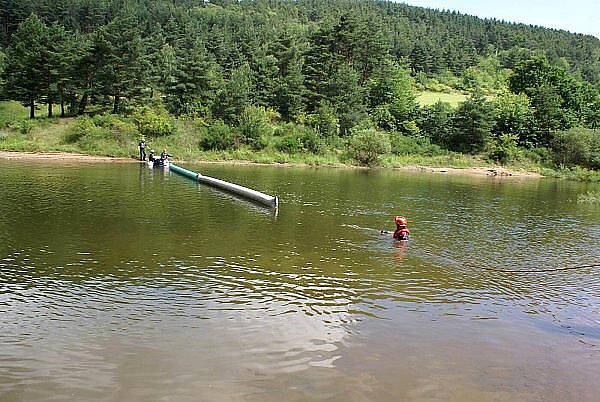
1 160 599 401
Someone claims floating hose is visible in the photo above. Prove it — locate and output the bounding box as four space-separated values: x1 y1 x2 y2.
169 163 279 209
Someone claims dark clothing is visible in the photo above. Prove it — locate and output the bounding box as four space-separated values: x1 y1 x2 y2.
139 141 146 161
160 152 172 161
148 152 155 162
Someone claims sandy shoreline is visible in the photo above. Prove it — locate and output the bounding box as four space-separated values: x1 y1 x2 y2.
0 150 541 178
0 151 135 163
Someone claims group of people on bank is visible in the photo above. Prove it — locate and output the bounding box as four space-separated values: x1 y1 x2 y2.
138 138 172 166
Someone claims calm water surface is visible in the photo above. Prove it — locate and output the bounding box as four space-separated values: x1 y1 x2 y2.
1 160 599 401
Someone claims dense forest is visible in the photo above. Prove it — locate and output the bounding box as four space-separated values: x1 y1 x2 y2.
0 0 599 170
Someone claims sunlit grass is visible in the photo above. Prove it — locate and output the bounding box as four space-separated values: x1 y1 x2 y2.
417 91 468 107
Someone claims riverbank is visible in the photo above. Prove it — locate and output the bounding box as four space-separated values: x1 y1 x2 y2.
0 150 542 178
1 111 597 181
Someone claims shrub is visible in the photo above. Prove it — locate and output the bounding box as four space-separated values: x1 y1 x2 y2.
347 128 391 166
389 132 446 156
0 131 7 141
487 133 522 164
237 106 273 146
306 103 340 139
275 134 302 153
551 128 600 170
90 114 138 141
8 119 36 135
199 120 237 151
64 116 101 143
132 107 176 137
275 124 322 154
371 105 396 131
522 147 552 165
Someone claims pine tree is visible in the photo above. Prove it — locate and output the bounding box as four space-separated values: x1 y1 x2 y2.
165 38 223 116
3 13 47 118
215 63 254 123
274 38 306 120
94 16 149 114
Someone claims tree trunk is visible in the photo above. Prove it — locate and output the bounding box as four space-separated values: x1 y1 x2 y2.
77 93 88 115
60 86 65 117
30 100 35 119
48 101 53 118
113 94 120 114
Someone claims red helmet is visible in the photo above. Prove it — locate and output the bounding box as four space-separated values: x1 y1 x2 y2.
395 216 407 225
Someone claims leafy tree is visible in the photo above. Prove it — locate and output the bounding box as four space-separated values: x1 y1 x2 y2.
492 91 535 146
419 101 454 146
450 92 495 153
528 84 566 146
368 61 418 131
551 128 600 170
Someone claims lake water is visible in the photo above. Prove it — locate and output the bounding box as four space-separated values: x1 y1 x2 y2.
1 160 599 401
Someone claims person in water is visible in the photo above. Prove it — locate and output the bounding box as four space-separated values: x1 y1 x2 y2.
393 216 410 241
381 216 410 241
148 149 155 162
138 138 147 161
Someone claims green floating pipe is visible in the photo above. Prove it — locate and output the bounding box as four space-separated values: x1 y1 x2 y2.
170 163 279 209
169 164 199 181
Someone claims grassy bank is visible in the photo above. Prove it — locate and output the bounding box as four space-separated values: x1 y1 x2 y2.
1 102 599 182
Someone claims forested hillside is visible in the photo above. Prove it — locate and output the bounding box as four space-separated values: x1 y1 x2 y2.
0 0 599 173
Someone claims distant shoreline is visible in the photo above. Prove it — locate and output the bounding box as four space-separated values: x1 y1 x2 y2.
0 150 541 178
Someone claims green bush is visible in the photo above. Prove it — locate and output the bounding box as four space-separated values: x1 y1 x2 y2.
487 133 522 164
306 103 340 138
237 106 273 146
551 128 600 170
132 107 176 137
199 120 237 151
275 134 302 153
347 128 391 166
275 124 322 154
64 116 101 143
90 113 138 142
8 119 37 135
389 132 446 156
522 147 552 165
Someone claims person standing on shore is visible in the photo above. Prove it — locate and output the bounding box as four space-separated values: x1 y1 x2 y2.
139 138 147 161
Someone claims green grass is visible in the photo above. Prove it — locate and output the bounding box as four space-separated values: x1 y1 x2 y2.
417 91 469 107
0 101 29 128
